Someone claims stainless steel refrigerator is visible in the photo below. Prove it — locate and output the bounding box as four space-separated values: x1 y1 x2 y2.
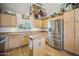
48 19 64 50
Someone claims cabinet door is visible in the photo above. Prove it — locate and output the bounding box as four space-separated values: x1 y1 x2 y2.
33 39 40 56
34 20 39 28
64 22 74 53
74 8 79 55
64 10 74 23
5 36 9 50
40 20 43 28
38 38 45 56
0 14 10 27
33 38 45 56
0 13 1 26
22 36 29 46
75 22 79 55
43 20 48 28
8 36 20 49
9 15 17 27
34 20 43 28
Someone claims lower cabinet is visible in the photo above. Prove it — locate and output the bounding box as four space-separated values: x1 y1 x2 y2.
22 36 29 46
8 36 21 49
5 35 29 50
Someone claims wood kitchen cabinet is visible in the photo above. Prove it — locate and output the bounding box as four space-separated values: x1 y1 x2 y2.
64 8 79 55
0 13 17 27
9 15 17 27
0 13 10 27
34 20 39 28
8 35 21 49
74 23 79 55
5 35 9 50
0 13 1 26
33 19 48 28
74 8 79 55
64 10 74 23
34 20 43 28
5 33 29 50
64 23 74 52
64 10 75 53
42 19 48 28
22 36 29 46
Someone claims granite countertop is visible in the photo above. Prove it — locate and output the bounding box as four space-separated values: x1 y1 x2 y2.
28 31 48 40
0 31 48 39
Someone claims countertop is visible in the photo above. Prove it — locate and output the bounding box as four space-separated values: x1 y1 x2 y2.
0 31 48 37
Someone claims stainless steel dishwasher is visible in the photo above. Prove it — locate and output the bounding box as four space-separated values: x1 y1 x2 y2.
0 35 5 56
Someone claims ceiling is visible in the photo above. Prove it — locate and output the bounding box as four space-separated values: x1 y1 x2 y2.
0 3 63 15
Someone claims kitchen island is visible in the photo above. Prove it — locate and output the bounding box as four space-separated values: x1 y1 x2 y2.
28 32 46 56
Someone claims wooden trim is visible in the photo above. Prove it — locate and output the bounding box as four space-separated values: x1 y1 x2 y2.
64 50 79 56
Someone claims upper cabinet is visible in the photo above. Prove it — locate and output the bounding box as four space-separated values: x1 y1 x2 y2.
0 13 10 27
42 19 48 28
9 15 17 27
0 13 17 27
64 10 74 23
33 20 43 28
